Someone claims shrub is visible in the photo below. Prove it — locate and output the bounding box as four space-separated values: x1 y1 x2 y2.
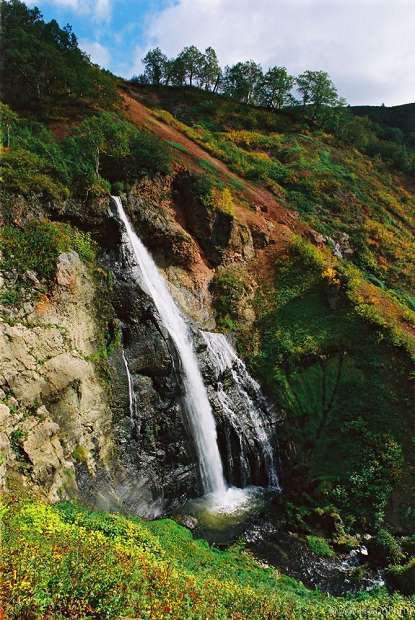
372 529 405 566
306 535 335 558
290 235 327 269
388 558 415 595
201 186 235 217
210 270 246 330
128 130 172 178
0 148 68 199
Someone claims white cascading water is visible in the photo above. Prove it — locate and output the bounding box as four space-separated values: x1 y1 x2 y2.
122 349 135 418
113 196 227 496
202 331 279 489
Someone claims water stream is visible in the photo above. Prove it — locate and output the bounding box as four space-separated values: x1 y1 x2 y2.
202 331 279 489
113 196 227 496
122 349 135 418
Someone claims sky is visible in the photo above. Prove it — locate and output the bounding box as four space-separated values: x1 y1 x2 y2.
25 0 415 106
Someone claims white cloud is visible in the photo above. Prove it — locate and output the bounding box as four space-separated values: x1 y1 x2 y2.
27 0 112 22
95 0 111 22
79 40 111 67
132 0 415 106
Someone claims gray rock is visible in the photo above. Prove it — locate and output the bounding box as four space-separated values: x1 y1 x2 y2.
176 514 198 530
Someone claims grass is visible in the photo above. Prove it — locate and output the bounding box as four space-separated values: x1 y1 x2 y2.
167 140 189 154
140 87 415 300
1 497 414 619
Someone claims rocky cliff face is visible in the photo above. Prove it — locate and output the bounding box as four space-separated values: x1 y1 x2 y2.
0 178 275 516
0 251 113 501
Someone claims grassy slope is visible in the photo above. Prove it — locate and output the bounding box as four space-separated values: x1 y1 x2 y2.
1 498 414 619
351 103 415 145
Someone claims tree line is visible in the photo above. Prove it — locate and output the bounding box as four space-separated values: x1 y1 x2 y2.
0 0 118 112
133 46 344 117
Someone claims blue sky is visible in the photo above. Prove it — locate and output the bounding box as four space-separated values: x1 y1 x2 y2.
26 0 173 78
25 0 415 106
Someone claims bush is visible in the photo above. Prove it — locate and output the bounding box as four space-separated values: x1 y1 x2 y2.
388 558 415 595
0 148 68 199
371 529 405 566
306 535 335 558
210 270 246 330
129 130 172 178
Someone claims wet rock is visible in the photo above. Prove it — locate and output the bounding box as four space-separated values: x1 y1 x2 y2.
106 233 201 511
175 514 198 530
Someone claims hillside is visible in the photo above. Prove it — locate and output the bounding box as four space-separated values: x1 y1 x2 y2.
1 1 415 618
352 103 415 146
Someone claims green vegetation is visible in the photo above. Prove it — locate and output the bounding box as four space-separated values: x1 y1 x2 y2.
142 89 415 299
136 45 342 120
243 238 415 534
0 219 97 307
0 105 172 199
1 498 414 619
1 2 414 612
389 558 415 595
306 536 335 558
372 529 405 566
0 220 96 282
0 0 119 114
211 269 247 331
167 140 189 153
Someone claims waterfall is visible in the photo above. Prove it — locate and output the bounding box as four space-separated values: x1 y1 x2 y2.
113 196 227 496
202 331 279 489
122 349 135 418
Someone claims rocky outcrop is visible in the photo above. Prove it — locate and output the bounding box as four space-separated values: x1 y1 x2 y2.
173 172 255 267
0 182 272 515
0 250 113 502
126 176 199 269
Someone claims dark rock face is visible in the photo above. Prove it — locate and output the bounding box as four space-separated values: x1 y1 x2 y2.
103 231 201 515
173 172 255 266
125 177 199 269
98 209 277 514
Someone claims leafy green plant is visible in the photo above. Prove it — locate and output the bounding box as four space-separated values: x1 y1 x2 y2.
388 558 415 595
210 270 246 330
0 288 22 306
306 535 335 558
